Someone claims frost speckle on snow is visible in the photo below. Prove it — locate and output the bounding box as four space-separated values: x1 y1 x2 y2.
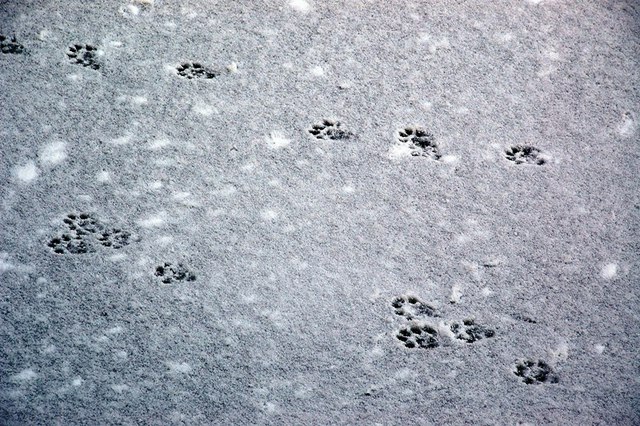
289 0 311 13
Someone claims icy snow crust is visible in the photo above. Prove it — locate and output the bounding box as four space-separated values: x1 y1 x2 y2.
0 0 639 424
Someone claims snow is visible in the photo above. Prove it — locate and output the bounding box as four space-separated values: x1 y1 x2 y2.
0 1 637 424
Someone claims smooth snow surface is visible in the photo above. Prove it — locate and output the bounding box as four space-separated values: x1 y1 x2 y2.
0 1 639 424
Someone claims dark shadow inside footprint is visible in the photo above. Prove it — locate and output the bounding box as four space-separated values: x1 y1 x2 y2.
0 35 24 54
308 119 353 140
396 323 439 349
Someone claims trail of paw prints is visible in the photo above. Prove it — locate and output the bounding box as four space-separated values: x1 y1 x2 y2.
505 145 546 165
308 120 353 140
66 44 100 70
155 262 196 285
175 62 219 79
396 126 441 159
1 35 25 54
48 213 135 255
389 295 495 350
513 358 559 384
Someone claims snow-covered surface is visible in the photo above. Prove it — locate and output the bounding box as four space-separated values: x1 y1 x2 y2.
1 1 638 424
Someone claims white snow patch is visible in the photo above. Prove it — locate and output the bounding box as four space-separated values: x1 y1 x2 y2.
265 131 291 149
149 180 163 189
0 253 15 272
43 344 56 354
481 287 493 297
96 171 111 182
107 326 124 335
419 34 451 54
525 0 544 4
12 369 37 381
261 209 278 220
166 361 192 374
310 66 324 76
14 161 39 183
449 285 462 304
289 0 310 13
72 377 83 387
387 143 413 160
111 384 129 393
227 62 238 73
131 96 148 105
439 154 458 164
115 350 128 359
549 342 569 362
111 135 132 146
618 112 637 137
601 263 618 280
192 103 217 116
138 213 166 228
594 344 606 354
172 191 191 201
40 141 67 165
342 185 355 193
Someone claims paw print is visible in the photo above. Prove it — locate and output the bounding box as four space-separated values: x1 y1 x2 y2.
175 62 219 79
48 213 136 255
63 213 106 236
449 319 495 343
66 44 100 70
308 120 353 140
397 126 441 159
513 359 559 384
47 234 95 255
505 145 545 165
155 263 196 284
0 35 24 54
391 295 439 320
97 229 132 249
396 322 440 349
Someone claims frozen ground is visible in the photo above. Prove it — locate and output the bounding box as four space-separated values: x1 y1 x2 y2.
0 0 639 424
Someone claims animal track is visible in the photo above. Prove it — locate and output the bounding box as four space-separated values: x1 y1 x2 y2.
155 263 196 284
397 126 441 159
308 120 353 140
48 213 134 255
514 359 559 384
449 319 495 343
175 62 219 79
391 295 438 320
97 229 132 249
48 234 95 255
505 145 545 165
0 35 24 54
66 44 100 70
396 322 440 349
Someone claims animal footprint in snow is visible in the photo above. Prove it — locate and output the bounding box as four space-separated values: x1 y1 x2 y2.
449 319 495 343
513 358 559 384
308 120 353 140
66 44 100 70
396 322 440 349
505 145 546 165
396 126 441 159
155 262 196 284
175 62 219 79
391 295 439 320
48 213 135 255
1 35 24 54
97 229 132 249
